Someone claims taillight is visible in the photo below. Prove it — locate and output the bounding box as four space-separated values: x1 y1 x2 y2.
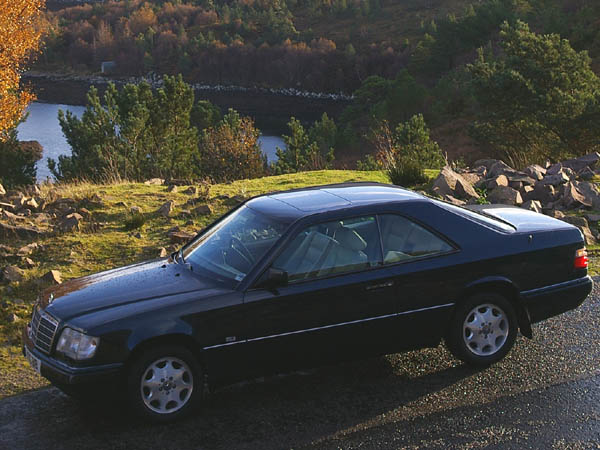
574 248 588 269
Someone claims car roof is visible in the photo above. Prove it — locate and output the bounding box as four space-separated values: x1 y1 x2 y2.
245 182 429 221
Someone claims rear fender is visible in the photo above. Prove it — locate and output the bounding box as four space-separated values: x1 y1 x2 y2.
461 276 533 338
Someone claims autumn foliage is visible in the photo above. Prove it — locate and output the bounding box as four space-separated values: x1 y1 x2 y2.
0 0 45 140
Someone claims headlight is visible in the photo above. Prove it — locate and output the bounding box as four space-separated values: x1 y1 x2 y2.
56 328 100 360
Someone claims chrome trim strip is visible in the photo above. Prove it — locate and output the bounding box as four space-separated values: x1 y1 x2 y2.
520 276 592 296
203 302 455 350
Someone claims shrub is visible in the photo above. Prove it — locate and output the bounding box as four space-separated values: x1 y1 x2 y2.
272 117 335 174
199 109 266 183
373 114 444 187
0 129 42 188
123 213 146 231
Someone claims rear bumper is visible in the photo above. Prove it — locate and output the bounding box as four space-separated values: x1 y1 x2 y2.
520 275 593 324
22 328 123 386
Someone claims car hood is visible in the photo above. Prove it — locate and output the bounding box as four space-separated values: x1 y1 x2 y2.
42 259 220 321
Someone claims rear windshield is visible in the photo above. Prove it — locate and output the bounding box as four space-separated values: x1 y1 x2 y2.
431 199 516 233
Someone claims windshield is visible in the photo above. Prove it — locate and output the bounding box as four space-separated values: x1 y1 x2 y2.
183 206 288 285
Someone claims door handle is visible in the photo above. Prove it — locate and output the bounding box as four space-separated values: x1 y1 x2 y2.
365 280 394 291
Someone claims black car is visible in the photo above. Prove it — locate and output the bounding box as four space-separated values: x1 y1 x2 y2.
23 183 592 421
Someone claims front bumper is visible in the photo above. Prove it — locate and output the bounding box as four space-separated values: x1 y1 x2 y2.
22 328 123 385
521 275 593 324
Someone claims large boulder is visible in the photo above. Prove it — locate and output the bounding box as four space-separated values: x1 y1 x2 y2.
572 181 600 209
2 265 24 283
561 216 596 245
487 161 515 179
539 171 569 186
59 212 83 232
40 270 62 285
157 201 175 217
562 182 592 209
0 222 43 239
144 178 164 185
559 152 600 173
473 159 501 171
486 175 508 190
487 186 523 206
521 199 543 213
523 164 546 181
432 166 479 200
192 204 213 216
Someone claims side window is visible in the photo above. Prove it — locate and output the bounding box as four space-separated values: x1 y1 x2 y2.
379 214 453 264
273 216 382 282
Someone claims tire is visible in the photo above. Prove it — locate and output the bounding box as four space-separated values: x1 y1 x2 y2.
445 292 518 366
127 345 203 422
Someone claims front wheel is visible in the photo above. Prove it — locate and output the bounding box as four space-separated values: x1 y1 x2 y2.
127 345 203 422
446 293 518 366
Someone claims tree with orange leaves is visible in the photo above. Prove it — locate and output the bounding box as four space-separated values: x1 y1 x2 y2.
0 0 45 140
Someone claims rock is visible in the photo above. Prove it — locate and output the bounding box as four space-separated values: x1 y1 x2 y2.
509 181 523 191
528 183 558 205
0 184 5 196
432 166 479 200
487 186 523 205
454 177 480 200
546 163 563 175
158 247 169 258
545 210 565 219
8 313 18 323
192 204 213 216
22 257 36 268
521 200 543 213
25 197 38 210
169 230 195 244
486 175 509 190
523 164 546 181
561 216 596 245
443 195 466 206
59 213 83 232
114 201 128 208
179 209 192 218
539 171 569 186
166 184 178 193
562 182 592 208
560 152 600 173
33 213 52 223
17 243 39 256
0 222 43 239
572 181 600 209
2 209 25 221
472 159 500 171
577 166 595 180
157 201 175 217
184 186 199 196
21 208 32 217
133 232 142 239
41 270 62 285
78 208 92 220
487 160 515 179
0 244 14 257
521 185 534 198
2 265 24 283
0 201 15 211
144 178 165 185
130 206 143 214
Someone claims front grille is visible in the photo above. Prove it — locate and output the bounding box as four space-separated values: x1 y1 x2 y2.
30 306 59 355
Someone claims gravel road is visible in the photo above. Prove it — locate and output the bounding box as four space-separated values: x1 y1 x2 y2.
1 279 599 450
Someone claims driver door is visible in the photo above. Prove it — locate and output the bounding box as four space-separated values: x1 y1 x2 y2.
240 215 399 376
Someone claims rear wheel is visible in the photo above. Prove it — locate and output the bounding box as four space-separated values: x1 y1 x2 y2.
446 293 518 366
127 345 203 422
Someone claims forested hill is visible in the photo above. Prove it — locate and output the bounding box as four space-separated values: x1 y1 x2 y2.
38 0 600 94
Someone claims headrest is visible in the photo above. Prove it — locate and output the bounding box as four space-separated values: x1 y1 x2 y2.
335 227 367 251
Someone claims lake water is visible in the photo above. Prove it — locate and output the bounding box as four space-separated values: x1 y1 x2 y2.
16 102 284 181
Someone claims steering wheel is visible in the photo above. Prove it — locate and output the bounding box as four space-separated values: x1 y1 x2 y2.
230 236 255 266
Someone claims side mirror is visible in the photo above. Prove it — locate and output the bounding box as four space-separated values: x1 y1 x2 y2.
257 267 288 289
